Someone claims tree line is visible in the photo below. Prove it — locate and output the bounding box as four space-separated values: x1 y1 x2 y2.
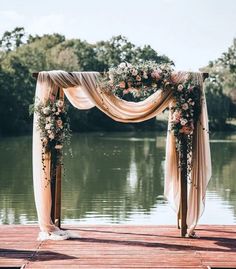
0 27 235 136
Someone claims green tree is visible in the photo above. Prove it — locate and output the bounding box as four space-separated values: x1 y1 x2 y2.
0 28 173 135
204 75 232 129
0 27 25 52
202 39 236 129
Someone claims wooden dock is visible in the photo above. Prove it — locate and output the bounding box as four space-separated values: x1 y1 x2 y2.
0 225 236 269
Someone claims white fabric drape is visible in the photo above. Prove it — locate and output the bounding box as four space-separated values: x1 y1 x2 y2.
33 71 211 234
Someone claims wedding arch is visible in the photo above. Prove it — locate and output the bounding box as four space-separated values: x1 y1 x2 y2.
32 65 211 239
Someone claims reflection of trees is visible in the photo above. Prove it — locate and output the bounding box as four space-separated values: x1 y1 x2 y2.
2 132 235 224
0 136 36 224
62 132 165 222
208 133 236 218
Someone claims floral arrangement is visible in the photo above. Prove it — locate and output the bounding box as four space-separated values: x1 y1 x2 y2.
30 98 72 187
33 98 72 155
170 76 202 138
170 75 202 177
100 61 203 179
100 61 174 101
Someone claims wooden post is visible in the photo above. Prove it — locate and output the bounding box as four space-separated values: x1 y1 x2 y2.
50 88 64 228
54 158 62 227
50 149 62 228
179 134 188 237
50 155 56 223
54 88 64 228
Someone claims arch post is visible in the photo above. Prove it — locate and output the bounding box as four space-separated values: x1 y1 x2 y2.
178 134 188 236
50 88 64 228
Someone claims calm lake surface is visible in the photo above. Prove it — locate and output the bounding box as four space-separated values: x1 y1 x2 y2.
0 132 236 225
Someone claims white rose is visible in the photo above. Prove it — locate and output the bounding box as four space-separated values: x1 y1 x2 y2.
131 69 138 76
143 72 148 79
45 123 51 130
180 118 188 126
49 133 55 140
177 84 184 91
182 103 189 110
43 107 50 115
56 100 64 108
55 144 63 149
119 62 126 68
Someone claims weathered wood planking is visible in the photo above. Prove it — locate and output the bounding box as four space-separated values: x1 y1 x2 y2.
0 225 235 268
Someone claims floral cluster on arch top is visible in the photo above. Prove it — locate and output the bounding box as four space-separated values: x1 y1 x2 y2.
100 61 202 138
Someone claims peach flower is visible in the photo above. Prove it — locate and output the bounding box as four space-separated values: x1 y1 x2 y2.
56 119 63 128
173 111 181 122
119 81 126 89
182 103 189 110
151 70 161 80
180 126 193 135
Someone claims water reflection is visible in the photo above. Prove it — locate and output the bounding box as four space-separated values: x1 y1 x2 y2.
62 133 166 223
0 132 235 224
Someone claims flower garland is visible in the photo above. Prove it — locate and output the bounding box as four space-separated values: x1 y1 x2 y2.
100 62 203 180
32 64 202 187
100 61 174 101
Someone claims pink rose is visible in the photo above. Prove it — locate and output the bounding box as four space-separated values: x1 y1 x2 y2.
56 119 63 128
173 111 181 122
180 126 193 135
177 84 184 91
151 70 161 80
182 103 189 110
131 69 138 76
119 81 126 89
127 81 133 88
123 89 130 95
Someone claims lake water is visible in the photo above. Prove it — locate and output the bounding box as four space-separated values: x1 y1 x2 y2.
0 132 236 225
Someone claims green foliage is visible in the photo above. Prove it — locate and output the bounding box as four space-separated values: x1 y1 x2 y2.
204 75 232 130
95 35 173 71
0 28 173 135
202 39 236 130
0 27 25 52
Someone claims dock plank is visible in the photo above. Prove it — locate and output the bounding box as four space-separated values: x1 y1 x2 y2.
0 225 236 269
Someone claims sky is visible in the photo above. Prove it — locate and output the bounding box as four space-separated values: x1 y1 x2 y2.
0 0 236 71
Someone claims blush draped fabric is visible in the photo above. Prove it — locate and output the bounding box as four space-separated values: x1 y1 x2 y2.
33 71 211 235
